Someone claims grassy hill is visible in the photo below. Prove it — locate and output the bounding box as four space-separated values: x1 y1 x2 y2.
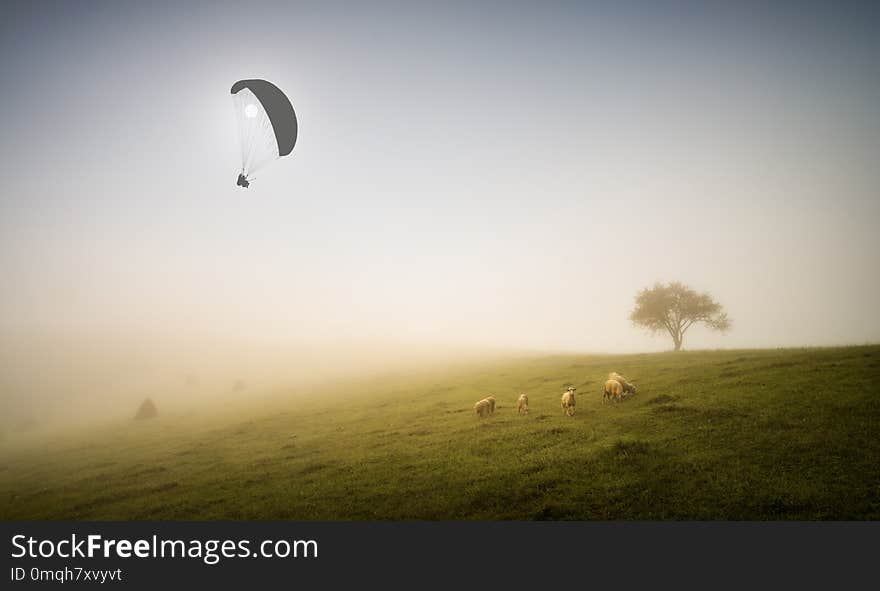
1 346 879 520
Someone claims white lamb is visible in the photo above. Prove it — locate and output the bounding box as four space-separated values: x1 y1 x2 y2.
561 387 576 416
516 393 529 415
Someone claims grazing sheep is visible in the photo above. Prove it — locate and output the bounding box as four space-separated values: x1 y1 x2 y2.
603 379 625 403
561 387 576 416
485 395 496 414
474 399 492 419
608 372 638 395
516 393 529 415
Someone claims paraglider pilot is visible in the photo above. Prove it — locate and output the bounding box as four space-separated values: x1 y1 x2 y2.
236 173 250 188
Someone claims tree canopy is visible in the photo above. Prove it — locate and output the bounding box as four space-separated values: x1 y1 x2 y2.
630 282 731 351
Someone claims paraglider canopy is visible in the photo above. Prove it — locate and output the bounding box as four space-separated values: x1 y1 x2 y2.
231 78 297 185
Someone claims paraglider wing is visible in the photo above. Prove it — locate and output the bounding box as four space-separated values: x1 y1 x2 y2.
231 79 297 178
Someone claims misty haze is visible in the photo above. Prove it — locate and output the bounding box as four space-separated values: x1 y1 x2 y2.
1 1 878 521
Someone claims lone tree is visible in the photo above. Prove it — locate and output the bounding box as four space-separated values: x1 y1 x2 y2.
630 282 730 351
134 398 158 420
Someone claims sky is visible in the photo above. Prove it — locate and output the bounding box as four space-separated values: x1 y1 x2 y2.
1 0 879 369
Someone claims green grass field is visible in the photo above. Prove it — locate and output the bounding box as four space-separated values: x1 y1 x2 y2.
2 346 879 520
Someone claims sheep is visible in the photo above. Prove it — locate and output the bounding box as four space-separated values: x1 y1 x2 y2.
485 395 496 414
474 398 492 419
516 393 529 415
608 372 638 395
561 386 576 416
603 379 625 403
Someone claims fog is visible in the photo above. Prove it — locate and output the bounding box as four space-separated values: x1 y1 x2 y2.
2 2 879 430
0 327 515 432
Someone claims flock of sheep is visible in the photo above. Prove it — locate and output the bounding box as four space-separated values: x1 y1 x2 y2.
473 372 638 419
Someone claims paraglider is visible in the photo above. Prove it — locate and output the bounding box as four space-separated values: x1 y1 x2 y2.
231 79 297 187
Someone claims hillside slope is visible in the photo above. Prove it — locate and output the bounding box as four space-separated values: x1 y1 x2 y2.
2 346 879 520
